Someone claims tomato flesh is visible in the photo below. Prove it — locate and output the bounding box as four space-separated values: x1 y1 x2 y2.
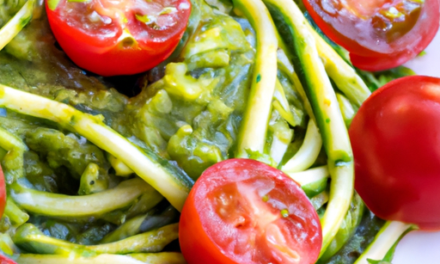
349 76 440 230
303 0 439 71
179 159 322 264
46 0 191 76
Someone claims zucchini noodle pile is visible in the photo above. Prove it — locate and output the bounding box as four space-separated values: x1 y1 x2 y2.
0 0 414 263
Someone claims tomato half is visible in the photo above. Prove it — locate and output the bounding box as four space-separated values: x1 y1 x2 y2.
349 76 440 230
0 166 6 220
46 0 191 76
303 0 440 71
179 159 322 264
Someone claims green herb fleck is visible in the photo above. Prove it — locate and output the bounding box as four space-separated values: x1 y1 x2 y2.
256 74 261 83
418 50 427 57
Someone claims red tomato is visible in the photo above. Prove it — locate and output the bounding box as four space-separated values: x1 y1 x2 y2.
0 166 6 220
179 159 322 264
0 254 16 264
45 0 191 76
303 0 439 71
349 76 440 230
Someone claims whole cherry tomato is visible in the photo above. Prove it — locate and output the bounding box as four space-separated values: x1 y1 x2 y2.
349 76 440 230
303 0 439 71
179 159 322 264
46 0 191 76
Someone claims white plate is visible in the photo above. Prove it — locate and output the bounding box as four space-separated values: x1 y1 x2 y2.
390 27 440 264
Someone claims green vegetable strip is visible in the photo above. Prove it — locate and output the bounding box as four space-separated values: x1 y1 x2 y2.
277 49 316 122
287 166 329 198
311 192 329 211
232 0 278 157
0 147 6 160
270 132 293 165
286 165 328 186
17 253 186 264
306 24 371 107
0 126 27 152
0 233 15 256
263 0 354 254
0 126 26 182
107 154 134 177
320 193 365 261
0 84 192 211
129 253 187 264
281 119 322 173
17 254 145 264
354 221 414 264
336 93 356 127
0 0 34 50
10 178 156 218
102 214 147 243
89 224 178 254
102 206 178 243
14 223 179 255
273 79 297 126
3 197 29 227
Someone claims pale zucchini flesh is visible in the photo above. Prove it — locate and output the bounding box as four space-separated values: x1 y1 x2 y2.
263 0 354 254
232 0 278 157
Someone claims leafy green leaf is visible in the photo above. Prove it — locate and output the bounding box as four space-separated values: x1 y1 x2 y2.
356 67 416 92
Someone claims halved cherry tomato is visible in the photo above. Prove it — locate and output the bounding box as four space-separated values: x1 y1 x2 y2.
349 76 440 230
46 0 191 76
0 254 17 264
0 166 6 220
179 159 322 264
303 0 439 71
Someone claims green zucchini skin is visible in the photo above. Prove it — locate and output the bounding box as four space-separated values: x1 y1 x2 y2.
263 0 354 255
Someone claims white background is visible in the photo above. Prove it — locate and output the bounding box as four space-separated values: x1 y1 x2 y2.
391 27 440 264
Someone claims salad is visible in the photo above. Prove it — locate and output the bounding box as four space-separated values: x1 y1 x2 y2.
0 0 439 263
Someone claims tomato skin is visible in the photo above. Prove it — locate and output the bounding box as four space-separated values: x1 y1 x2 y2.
0 255 16 264
179 197 233 264
349 76 440 230
179 159 322 264
0 166 6 220
348 50 414 73
45 0 191 76
303 0 439 71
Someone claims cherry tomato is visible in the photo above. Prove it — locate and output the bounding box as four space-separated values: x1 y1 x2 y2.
349 76 440 230
179 159 322 264
0 254 17 264
46 0 191 76
303 0 439 71
0 166 6 220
